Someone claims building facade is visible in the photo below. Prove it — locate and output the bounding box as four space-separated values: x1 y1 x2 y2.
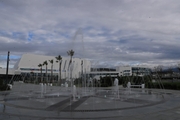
116 66 151 76
0 53 152 83
13 53 91 80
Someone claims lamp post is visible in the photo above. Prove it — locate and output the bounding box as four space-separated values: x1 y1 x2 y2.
5 51 10 85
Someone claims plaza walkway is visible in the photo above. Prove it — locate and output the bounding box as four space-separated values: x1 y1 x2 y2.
0 82 180 120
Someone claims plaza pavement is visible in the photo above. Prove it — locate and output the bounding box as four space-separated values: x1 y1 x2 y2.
0 82 180 120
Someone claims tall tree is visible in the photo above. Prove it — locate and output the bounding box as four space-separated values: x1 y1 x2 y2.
55 55 62 84
38 63 43 83
49 59 54 83
67 49 75 87
43 61 48 83
67 49 74 70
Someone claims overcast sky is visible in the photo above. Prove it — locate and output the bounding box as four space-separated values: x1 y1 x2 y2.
0 0 180 68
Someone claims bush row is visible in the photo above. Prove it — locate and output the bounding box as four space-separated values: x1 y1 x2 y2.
0 79 10 91
0 85 10 91
146 82 180 90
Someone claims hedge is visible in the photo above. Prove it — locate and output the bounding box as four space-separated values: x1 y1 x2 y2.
146 82 180 90
0 79 10 91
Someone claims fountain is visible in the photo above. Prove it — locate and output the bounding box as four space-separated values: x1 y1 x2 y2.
40 83 44 98
1 68 178 119
72 85 77 101
1 30 180 119
114 78 119 99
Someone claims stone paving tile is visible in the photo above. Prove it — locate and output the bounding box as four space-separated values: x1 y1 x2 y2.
0 114 10 119
3 118 19 120
45 118 89 120
0 113 179 120
17 116 42 120
0 115 47 120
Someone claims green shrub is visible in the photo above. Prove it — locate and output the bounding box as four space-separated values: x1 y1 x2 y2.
101 83 108 87
0 79 3 85
0 79 10 91
146 81 180 90
0 85 10 91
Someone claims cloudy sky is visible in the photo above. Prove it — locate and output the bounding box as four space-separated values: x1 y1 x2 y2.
0 0 180 68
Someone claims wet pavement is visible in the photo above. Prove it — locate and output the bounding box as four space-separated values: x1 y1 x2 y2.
0 82 180 120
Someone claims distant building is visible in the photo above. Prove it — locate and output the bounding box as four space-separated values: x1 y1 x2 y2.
116 66 151 76
88 66 151 80
0 53 152 83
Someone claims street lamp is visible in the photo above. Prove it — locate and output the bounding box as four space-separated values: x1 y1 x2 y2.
5 51 10 85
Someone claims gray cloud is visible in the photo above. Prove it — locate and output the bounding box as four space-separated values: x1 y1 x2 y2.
0 0 180 68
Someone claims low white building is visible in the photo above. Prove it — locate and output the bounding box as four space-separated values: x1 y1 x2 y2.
116 66 151 76
13 53 91 80
0 53 151 83
116 66 132 76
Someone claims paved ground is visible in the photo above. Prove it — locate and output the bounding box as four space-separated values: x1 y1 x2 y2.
0 82 180 120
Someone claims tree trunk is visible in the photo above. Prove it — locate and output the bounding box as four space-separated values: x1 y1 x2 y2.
58 61 61 84
46 65 47 83
51 64 53 83
41 67 42 83
70 56 72 87
60 62 61 84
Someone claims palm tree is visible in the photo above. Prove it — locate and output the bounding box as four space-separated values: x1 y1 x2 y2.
55 55 62 84
38 63 43 83
43 61 48 83
67 49 75 87
49 59 54 83
67 49 74 70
